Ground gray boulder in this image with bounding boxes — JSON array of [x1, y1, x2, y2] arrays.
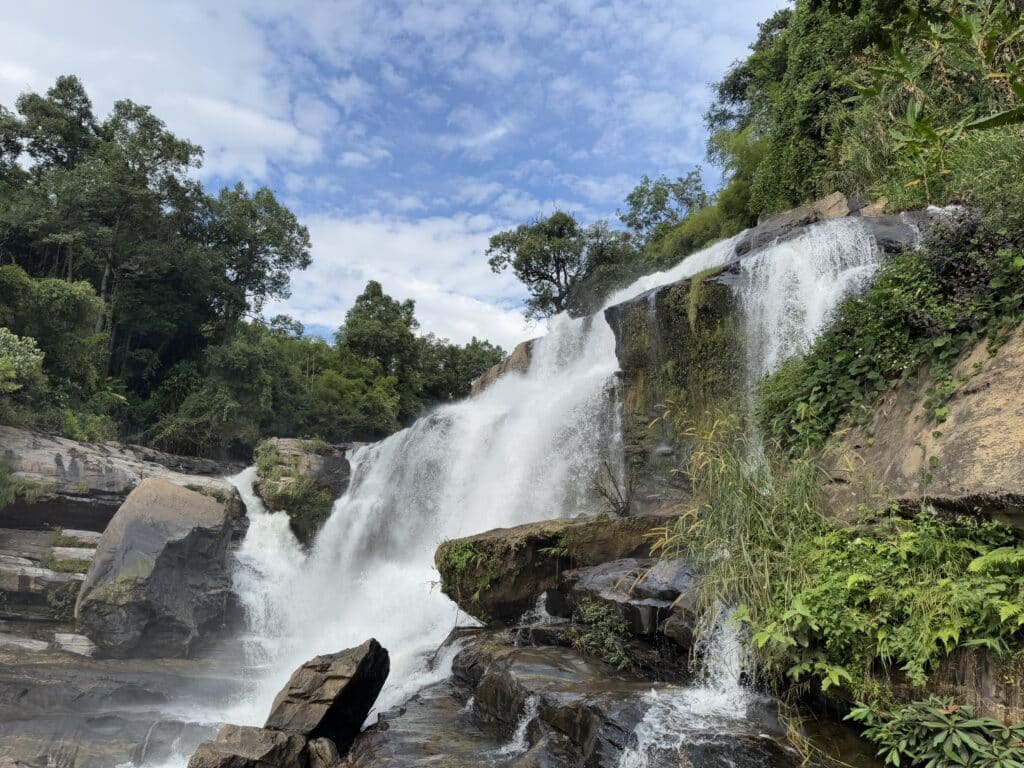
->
[[76, 478, 235, 658], [266, 638, 390, 753], [187, 725, 308, 768]]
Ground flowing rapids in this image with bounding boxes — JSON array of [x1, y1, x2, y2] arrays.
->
[[162, 216, 889, 765]]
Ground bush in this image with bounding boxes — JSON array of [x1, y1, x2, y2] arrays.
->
[[849, 696, 1024, 768]]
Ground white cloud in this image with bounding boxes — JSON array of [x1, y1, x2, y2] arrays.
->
[[328, 73, 374, 111], [270, 212, 538, 349]]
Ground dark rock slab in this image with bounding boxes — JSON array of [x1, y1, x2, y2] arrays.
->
[[265, 638, 390, 753]]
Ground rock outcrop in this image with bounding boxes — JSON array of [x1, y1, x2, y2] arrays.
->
[[0, 425, 237, 531], [265, 639, 390, 751], [470, 339, 535, 396], [549, 557, 698, 644], [76, 478, 237, 658], [188, 639, 389, 768], [254, 438, 351, 546], [825, 324, 1024, 532], [435, 510, 680, 624]]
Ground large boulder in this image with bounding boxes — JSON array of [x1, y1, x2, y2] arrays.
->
[[825, 324, 1024, 532], [187, 725, 308, 768], [265, 638, 390, 752], [435, 511, 680, 625], [0, 425, 237, 531], [254, 438, 351, 546], [470, 339, 535, 396], [75, 478, 236, 658]]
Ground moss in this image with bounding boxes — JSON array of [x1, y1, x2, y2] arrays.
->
[[46, 581, 79, 622], [42, 553, 91, 574], [436, 539, 502, 605], [568, 598, 634, 670], [254, 440, 335, 545], [50, 527, 98, 549]]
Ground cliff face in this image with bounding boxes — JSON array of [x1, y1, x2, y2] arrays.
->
[[825, 323, 1024, 533]]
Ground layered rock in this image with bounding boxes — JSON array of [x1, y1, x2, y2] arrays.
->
[[825, 323, 1024, 532], [75, 478, 237, 658], [435, 510, 680, 624], [0, 425, 237, 531], [254, 437, 351, 546], [550, 557, 698, 646]]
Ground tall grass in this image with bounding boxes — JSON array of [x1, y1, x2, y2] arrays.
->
[[651, 410, 827, 638]]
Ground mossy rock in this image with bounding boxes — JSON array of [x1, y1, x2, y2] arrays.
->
[[253, 438, 351, 546], [435, 511, 680, 625]]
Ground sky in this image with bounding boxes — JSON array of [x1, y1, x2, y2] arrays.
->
[[0, 0, 786, 350]]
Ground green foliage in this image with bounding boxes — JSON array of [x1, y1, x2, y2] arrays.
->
[[1, 77, 503, 457], [747, 512, 1024, 695], [0, 327, 43, 394], [848, 696, 1024, 768], [487, 211, 640, 318], [619, 171, 708, 243], [437, 539, 501, 606], [46, 581, 80, 623], [42, 552, 91, 574], [569, 598, 634, 670], [51, 527, 97, 549], [757, 215, 1024, 453], [652, 411, 827, 635], [0, 460, 44, 510]]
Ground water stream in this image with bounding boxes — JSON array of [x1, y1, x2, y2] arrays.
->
[[159, 217, 891, 765]]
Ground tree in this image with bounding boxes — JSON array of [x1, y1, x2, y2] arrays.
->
[[0, 328, 43, 395], [619, 172, 708, 243], [14, 75, 98, 169], [488, 212, 642, 318], [207, 183, 312, 320], [487, 211, 590, 318]]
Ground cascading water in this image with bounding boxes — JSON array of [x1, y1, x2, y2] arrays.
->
[[206, 214, 889, 764]]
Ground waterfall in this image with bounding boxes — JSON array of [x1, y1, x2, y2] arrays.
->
[[217, 215, 888, 748]]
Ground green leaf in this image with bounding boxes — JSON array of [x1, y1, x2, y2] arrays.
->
[[965, 106, 1024, 131]]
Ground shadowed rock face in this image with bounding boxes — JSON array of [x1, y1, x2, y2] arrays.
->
[[266, 639, 390, 752], [76, 478, 236, 659]]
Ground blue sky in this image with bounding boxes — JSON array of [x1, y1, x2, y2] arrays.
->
[[1, 0, 786, 349]]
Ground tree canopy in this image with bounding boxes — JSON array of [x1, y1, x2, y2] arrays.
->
[[0, 76, 504, 457]]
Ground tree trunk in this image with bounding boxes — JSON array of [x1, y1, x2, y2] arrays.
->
[[95, 255, 112, 333]]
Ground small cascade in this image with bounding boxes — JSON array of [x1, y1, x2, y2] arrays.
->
[[494, 695, 540, 758], [617, 609, 759, 768], [737, 217, 880, 384]]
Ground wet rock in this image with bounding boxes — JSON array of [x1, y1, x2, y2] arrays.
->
[[453, 639, 665, 767], [552, 558, 698, 644], [254, 437, 351, 546], [341, 680, 506, 767], [265, 638, 390, 753], [435, 512, 679, 625], [187, 724, 308, 768], [740, 192, 851, 255], [471, 339, 536, 396], [559, 559, 671, 636], [76, 478, 235, 658], [0, 425, 238, 531]]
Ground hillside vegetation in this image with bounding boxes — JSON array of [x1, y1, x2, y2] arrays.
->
[[0, 78, 502, 457]]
